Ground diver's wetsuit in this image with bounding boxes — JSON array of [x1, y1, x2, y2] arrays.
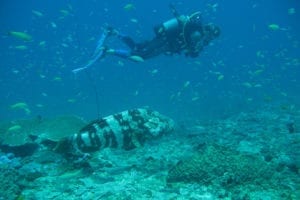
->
[[107, 10, 220, 61], [114, 35, 169, 59]]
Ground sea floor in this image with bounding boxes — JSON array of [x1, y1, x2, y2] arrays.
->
[[1, 105, 299, 200]]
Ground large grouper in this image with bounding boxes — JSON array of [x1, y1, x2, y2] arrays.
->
[[54, 108, 175, 156]]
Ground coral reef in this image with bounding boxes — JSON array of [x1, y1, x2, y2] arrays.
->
[[0, 155, 22, 200], [0, 106, 299, 199], [167, 144, 273, 185]]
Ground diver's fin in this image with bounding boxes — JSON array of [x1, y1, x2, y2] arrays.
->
[[72, 27, 110, 74]]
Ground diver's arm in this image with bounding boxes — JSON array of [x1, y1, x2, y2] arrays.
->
[[106, 49, 131, 58], [169, 3, 188, 24]]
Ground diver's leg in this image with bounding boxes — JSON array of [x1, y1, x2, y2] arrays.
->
[[118, 34, 136, 49], [106, 26, 136, 49], [105, 48, 143, 62], [103, 47, 144, 62]]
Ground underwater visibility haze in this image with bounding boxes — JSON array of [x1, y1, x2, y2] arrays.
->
[[0, 0, 298, 121], [0, 0, 300, 199]]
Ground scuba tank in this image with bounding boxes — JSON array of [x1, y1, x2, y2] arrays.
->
[[153, 5, 205, 56], [154, 4, 188, 37], [154, 17, 183, 37], [161, 18, 179, 35], [154, 5, 202, 41]]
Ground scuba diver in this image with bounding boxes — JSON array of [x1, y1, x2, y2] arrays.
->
[[103, 5, 220, 62], [72, 5, 220, 73]]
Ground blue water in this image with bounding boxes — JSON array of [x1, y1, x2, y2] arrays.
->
[[1, 0, 299, 121]]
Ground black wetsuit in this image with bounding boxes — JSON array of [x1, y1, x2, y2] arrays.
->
[[111, 14, 220, 60]]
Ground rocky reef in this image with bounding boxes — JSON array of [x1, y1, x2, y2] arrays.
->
[[0, 106, 299, 199]]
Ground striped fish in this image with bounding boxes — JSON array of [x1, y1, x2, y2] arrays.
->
[[54, 108, 174, 155]]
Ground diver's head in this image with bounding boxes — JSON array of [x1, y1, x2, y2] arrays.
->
[[200, 24, 220, 46], [204, 23, 221, 39]]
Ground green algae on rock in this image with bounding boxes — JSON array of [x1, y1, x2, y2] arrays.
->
[[0, 115, 86, 146]]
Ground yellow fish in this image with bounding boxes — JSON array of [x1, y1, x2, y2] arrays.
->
[[10, 102, 31, 115], [36, 104, 44, 108], [53, 76, 62, 81], [67, 99, 76, 103], [254, 69, 264, 75], [39, 41, 46, 46], [268, 24, 288, 31], [60, 9, 69, 15], [150, 69, 158, 75], [124, 3, 135, 11], [192, 96, 200, 101], [130, 18, 138, 23], [129, 55, 144, 62], [268, 24, 280, 31], [183, 81, 190, 88], [288, 8, 295, 15], [7, 125, 22, 132], [217, 74, 224, 80], [32, 10, 43, 17], [242, 82, 252, 88], [10, 102, 28, 109], [8, 31, 32, 41], [15, 45, 28, 50]]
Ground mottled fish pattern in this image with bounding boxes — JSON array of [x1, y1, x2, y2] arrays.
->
[[55, 108, 174, 155]]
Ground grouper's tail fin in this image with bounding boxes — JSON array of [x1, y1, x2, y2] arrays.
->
[[53, 137, 73, 154]]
